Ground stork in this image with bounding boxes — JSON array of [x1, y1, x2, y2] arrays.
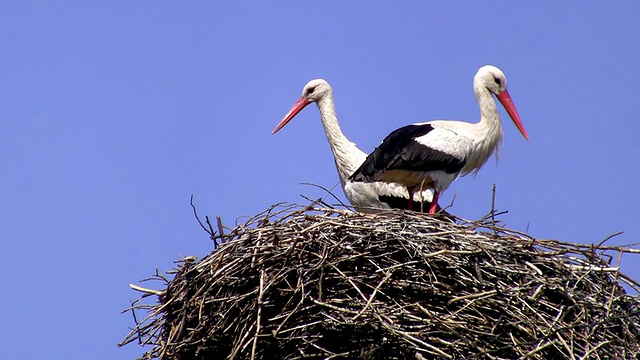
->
[[349, 65, 529, 214], [272, 79, 438, 213]]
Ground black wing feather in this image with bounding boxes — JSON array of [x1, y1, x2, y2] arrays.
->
[[350, 124, 466, 182]]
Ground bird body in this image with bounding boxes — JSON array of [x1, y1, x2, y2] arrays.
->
[[273, 79, 436, 213], [351, 123, 468, 192], [349, 65, 529, 214]]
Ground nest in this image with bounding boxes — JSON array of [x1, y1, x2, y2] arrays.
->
[[121, 203, 640, 359]]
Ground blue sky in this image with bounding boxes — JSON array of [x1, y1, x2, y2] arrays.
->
[[2, 2, 639, 359]]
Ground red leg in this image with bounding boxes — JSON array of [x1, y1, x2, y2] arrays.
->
[[407, 194, 414, 210], [428, 191, 439, 214]]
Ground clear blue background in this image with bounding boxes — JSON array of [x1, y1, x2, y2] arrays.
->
[[2, 2, 638, 359]]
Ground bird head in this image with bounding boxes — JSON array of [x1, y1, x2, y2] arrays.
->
[[477, 65, 529, 141], [477, 65, 508, 95], [301, 79, 332, 103], [272, 79, 333, 135]]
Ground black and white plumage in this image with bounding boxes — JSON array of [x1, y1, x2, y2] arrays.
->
[[349, 65, 529, 214], [272, 79, 439, 213]]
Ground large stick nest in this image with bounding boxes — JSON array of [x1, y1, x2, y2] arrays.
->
[[121, 204, 640, 359]]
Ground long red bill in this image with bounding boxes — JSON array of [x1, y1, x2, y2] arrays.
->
[[272, 97, 311, 135], [497, 90, 529, 141]]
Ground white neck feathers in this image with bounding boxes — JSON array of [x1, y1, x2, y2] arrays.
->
[[463, 80, 505, 174], [316, 94, 365, 185]]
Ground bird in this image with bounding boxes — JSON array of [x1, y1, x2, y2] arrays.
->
[[349, 65, 529, 214], [272, 79, 439, 214]]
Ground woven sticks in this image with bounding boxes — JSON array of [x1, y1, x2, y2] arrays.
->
[[121, 204, 640, 359]]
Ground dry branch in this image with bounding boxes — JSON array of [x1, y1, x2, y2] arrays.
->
[[121, 204, 640, 359]]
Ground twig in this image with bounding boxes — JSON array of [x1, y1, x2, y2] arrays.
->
[[216, 215, 224, 242], [353, 271, 394, 320], [490, 183, 497, 234], [299, 182, 350, 210], [595, 231, 625, 248], [121, 201, 640, 359], [190, 194, 213, 236], [250, 270, 265, 360], [449, 289, 497, 304], [579, 340, 611, 360], [129, 283, 165, 296], [128, 299, 143, 345]]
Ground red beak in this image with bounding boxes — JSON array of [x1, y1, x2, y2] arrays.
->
[[272, 97, 312, 135], [497, 90, 529, 141]]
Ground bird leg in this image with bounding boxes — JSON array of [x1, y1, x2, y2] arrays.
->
[[406, 185, 416, 211], [418, 178, 427, 213], [428, 191, 439, 214]]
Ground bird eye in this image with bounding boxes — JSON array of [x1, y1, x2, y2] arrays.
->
[[493, 76, 502, 86], [306, 86, 317, 96]]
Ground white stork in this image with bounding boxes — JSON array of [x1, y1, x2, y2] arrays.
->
[[349, 65, 529, 214], [272, 79, 438, 213]]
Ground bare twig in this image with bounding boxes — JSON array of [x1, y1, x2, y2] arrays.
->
[[190, 194, 213, 236], [129, 284, 165, 296], [122, 202, 640, 360], [250, 270, 265, 360], [299, 182, 350, 210], [216, 215, 224, 240]]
